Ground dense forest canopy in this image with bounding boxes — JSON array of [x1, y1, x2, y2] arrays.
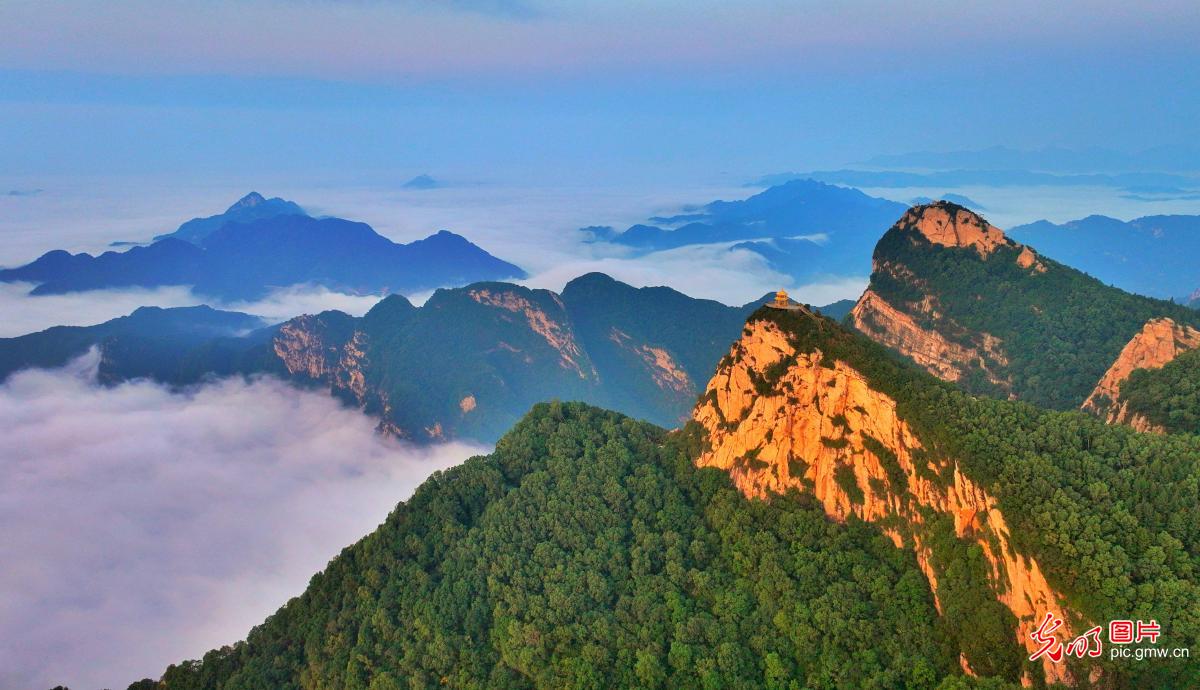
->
[[148, 403, 1023, 690]]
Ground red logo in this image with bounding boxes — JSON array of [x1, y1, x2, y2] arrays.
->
[[1030, 614, 1164, 663]]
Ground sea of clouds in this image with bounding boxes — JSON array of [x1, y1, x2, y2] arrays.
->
[[0, 350, 485, 689]]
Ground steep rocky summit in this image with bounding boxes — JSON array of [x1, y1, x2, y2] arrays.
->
[[849, 201, 1200, 410], [694, 308, 1078, 684], [1082, 317, 1200, 431], [849, 203, 1039, 392]]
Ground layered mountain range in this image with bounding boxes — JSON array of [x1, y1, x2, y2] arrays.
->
[[584, 179, 908, 283], [16, 198, 1199, 688], [139, 297, 1200, 689], [1009, 213, 1200, 300], [1, 274, 776, 442], [0, 193, 525, 300]]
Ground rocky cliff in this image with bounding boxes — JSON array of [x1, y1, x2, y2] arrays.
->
[[694, 313, 1077, 684], [1082, 317, 1200, 432], [850, 289, 1009, 388]]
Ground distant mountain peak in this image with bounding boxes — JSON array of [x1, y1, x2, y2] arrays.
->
[[402, 174, 439, 190], [228, 191, 268, 211]]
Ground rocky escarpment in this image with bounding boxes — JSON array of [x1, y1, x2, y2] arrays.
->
[[272, 311, 400, 432], [1082, 317, 1200, 432], [850, 289, 1009, 388], [694, 317, 1076, 685]]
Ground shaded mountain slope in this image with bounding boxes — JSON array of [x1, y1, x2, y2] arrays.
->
[[263, 273, 751, 441]]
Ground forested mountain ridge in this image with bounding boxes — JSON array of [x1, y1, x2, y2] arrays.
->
[[0, 273, 758, 442], [849, 202, 1200, 410], [261, 273, 755, 441], [140, 306, 1200, 689], [695, 305, 1200, 686]]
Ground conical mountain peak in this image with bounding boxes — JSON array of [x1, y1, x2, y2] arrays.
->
[[227, 191, 267, 212]]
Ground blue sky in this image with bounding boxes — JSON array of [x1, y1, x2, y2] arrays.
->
[[2, 0, 1198, 182]]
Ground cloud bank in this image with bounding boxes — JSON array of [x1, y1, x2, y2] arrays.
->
[[0, 281, 387, 337], [0, 350, 484, 689]]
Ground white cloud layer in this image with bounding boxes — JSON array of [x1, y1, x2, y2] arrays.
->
[[0, 350, 485, 690], [0, 281, 387, 337]]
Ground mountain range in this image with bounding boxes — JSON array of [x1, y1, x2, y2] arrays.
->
[[751, 169, 1200, 192], [1008, 213, 1200, 300], [18, 200, 1200, 689], [139, 291, 1200, 689], [584, 179, 908, 284], [0, 277, 849, 444], [0, 193, 525, 300], [861, 144, 1200, 173]]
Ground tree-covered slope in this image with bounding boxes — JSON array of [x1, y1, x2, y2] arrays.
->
[[151, 402, 993, 690], [717, 306, 1200, 686], [1118, 347, 1200, 434], [850, 202, 1200, 410]]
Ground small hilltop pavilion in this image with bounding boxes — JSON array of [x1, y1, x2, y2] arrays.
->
[[766, 289, 806, 311]]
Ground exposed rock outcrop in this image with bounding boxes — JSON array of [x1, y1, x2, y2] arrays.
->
[[693, 318, 1074, 684], [897, 202, 1045, 272], [850, 289, 1009, 387], [468, 287, 594, 379], [608, 327, 691, 395], [1082, 317, 1200, 431]]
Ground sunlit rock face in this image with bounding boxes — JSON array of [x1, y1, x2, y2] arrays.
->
[[1083, 317, 1200, 432], [693, 318, 1073, 684]]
